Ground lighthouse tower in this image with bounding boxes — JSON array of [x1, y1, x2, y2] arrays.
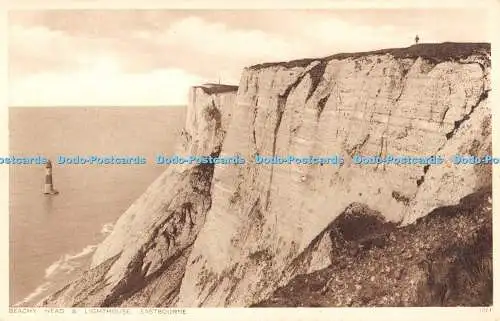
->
[[43, 159, 59, 195]]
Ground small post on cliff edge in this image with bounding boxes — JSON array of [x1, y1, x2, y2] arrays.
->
[[43, 159, 59, 195]]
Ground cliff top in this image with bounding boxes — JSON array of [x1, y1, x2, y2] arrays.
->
[[248, 42, 491, 71], [194, 83, 239, 95]]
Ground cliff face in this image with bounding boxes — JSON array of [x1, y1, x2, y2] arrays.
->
[[39, 85, 237, 307], [39, 43, 491, 307], [177, 43, 491, 306]]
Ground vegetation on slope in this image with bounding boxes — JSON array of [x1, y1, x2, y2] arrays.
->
[[254, 188, 492, 307]]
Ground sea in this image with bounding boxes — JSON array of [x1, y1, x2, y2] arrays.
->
[[9, 106, 186, 306]]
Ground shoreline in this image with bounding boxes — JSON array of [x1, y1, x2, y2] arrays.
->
[[13, 221, 115, 307]]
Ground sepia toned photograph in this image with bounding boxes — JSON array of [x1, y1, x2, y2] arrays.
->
[[8, 8, 492, 309]]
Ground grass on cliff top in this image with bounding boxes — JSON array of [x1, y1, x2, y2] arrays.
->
[[248, 42, 491, 70], [194, 83, 239, 95]]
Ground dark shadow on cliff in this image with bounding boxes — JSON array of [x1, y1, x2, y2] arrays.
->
[[253, 187, 492, 307], [101, 163, 217, 307]]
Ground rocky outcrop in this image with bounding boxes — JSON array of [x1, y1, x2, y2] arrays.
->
[[39, 84, 238, 307], [39, 43, 491, 307], [177, 43, 491, 307]]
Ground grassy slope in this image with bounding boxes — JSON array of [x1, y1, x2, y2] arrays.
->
[[253, 188, 492, 307]]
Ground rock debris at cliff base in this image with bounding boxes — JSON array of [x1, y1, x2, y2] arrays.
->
[[253, 188, 492, 307], [35, 43, 492, 308]]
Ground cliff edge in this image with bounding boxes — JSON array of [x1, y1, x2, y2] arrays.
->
[[39, 84, 238, 307], [38, 43, 491, 307]]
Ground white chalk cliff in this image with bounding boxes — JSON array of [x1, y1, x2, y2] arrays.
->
[[39, 43, 492, 307]]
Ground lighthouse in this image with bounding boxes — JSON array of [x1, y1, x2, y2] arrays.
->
[[43, 159, 59, 195]]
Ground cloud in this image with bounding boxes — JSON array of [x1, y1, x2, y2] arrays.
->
[[297, 17, 407, 54], [130, 16, 303, 69], [142, 15, 412, 68], [8, 10, 491, 106], [9, 16, 303, 106], [8, 23, 206, 106], [9, 68, 204, 106], [9, 24, 120, 77], [162, 17, 297, 60]]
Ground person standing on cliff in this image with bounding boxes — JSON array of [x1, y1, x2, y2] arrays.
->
[[415, 34, 420, 45]]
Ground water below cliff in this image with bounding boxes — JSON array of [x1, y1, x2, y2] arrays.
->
[[9, 106, 186, 305]]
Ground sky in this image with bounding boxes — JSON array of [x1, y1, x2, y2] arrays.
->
[[8, 9, 492, 106]]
